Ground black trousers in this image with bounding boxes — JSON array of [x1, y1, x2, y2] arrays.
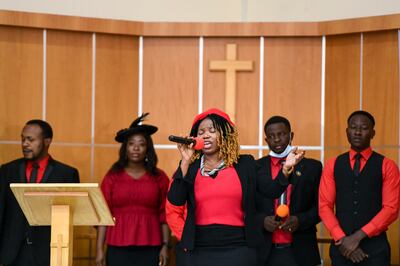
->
[[106, 245, 161, 266], [6, 241, 49, 266], [181, 245, 257, 266], [266, 246, 299, 266]]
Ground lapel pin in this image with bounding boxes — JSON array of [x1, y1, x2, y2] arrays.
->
[[295, 170, 302, 177]]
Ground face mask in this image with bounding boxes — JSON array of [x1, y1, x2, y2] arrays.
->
[[268, 134, 292, 158], [269, 144, 293, 158]]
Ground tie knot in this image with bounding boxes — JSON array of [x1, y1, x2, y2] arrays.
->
[[32, 162, 39, 169], [355, 153, 362, 160]]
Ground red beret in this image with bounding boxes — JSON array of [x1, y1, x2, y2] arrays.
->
[[192, 108, 234, 127]]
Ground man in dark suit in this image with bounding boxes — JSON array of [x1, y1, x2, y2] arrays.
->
[[0, 119, 80, 266], [256, 116, 322, 266]]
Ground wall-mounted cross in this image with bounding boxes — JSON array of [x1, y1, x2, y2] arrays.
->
[[209, 44, 253, 122]]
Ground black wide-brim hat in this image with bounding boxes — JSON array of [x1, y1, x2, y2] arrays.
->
[[115, 113, 158, 143]]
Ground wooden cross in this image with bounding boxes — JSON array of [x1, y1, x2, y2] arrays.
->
[[209, 44, 253, 122], [50, 234, 68, 266]]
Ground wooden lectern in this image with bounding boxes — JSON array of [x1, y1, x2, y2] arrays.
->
[[10, 183, 114, 266]]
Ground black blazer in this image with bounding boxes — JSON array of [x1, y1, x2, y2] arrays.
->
[[167, 154, 289, 251], [0, 158, 80, 265], [256, 156, 322, 266]]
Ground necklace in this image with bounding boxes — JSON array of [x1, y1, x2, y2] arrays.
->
[[200, 155, 225, 177]]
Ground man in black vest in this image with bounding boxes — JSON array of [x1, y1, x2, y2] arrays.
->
[[0, 120, 80, 266], [256, 116, 322, 266], [319, 110, 399, 265]]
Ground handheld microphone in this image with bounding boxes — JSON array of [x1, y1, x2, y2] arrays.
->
[[275, 204, 289, 221], [168, 135, 204, 150]]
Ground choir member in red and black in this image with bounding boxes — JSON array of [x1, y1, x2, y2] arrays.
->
[[96, 113, 170, 266], [167, 108, 304, 266], [319, 110, 400, 266], [256, 116, 322, 266]]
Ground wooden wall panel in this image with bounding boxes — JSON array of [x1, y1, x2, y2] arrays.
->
[[361, 31, 399, 264], [93, 146, 119, 182], [46, 30, 92, 143], [321, 35, 361, 264], [95, 34, 139, 143], [323, 34, 362, 265], [375, 147, 400, 264], [0, 26, 43, 140], [203, 38, 260, 145], [264, 37, 322, 147], [50, 146, 91, 182], [156, 149, 182, 178], [73, 226, 96, 266], [5, 10, 400, 37], [0, 144, 21, 164], [1, 21, 399, 265], [363, 30, 399, 148], [302, 150, 321, 161], [142, 38, 199, 144], [243, 150, 260, 159], [325, 34, 361, 155]]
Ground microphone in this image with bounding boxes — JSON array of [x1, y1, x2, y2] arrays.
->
[[275, 204, 289, 221], [168, 135, 204, 150]]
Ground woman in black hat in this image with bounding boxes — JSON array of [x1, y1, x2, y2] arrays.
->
[[167, 108, 304, 266], [96, 114, 170, 266]]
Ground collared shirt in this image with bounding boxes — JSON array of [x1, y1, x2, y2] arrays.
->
[[25, 155, 50, 183], [270, 156, 293, 244], [319, 147, 400, 241]]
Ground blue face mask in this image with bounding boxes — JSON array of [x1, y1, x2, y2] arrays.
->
[[268, 134, 292, 158], [269, 144, 292, 158]]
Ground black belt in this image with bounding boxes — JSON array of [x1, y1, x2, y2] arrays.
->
[[273, 243, 291, 249]]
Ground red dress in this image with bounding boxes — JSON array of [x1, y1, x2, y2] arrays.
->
[[101, 169, 169, 246]]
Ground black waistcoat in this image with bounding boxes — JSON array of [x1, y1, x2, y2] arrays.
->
[[333, 151, 384, 235]]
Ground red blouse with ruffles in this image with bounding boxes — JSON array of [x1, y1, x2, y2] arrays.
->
[[101, 169, 169, 246]]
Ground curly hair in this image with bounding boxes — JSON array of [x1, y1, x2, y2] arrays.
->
[[190, 114, 240, 166]]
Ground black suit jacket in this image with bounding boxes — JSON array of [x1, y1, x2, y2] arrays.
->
[[168, 154, 289, 251], [0, 158, 80, 265], [256, 156, 322, 266]]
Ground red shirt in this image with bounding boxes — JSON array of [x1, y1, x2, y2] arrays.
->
[[101, 169, 169, 246], [166, 180, 187, 241], [194, 167, 244, 226], [319, 147, 400, 241], [270, 156, 293, 244], [25, 156, 50, 183]]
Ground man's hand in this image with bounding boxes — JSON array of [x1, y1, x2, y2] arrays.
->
[[337, 230, 367, 258], [348, 247, 369, 263], [282, 147, 305, 177], [264, 216, 280, 232], [279, 215, 299, 233]]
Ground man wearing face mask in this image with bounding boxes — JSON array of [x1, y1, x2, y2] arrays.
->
[[0, 120, 80, 266], [256, 116, 322, 266]]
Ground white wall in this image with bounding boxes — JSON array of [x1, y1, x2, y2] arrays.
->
[[1, 0, 400, 22]]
